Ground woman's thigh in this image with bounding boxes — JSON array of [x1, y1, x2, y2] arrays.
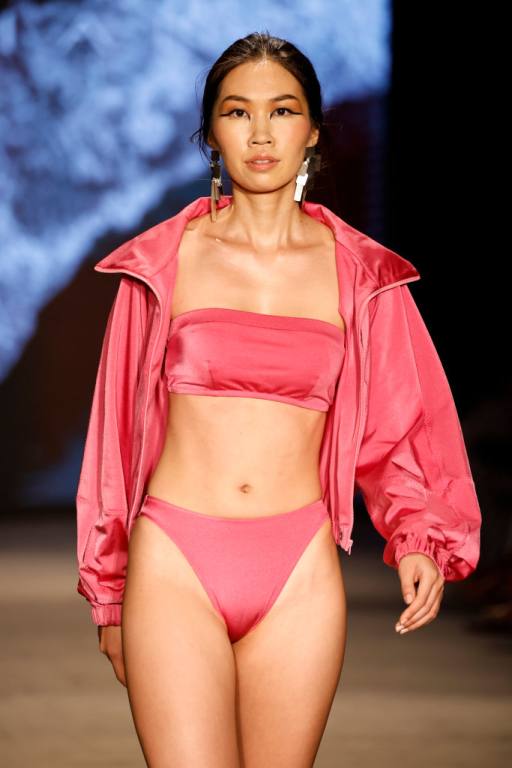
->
[[232, 518, 347, 768], [122, 514, 241, 768]]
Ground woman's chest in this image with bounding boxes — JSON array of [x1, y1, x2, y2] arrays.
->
[[170, 228, 345, 333]]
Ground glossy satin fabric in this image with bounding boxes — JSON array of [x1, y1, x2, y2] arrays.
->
[[139, 493, 330, 643], [76, 194, 482, 627], [164, 307, 345, 412]]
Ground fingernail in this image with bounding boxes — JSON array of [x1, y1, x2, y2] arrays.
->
[[405, 593, 413, 604], [395, 623, 404, 632], [399, 628, 409, 634]]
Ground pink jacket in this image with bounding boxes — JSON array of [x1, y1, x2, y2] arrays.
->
[[76, 195, 482, 626]]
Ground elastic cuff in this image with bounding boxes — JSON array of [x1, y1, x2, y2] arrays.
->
[[389, 532, 449, 580], [91, 603, 122, 626]]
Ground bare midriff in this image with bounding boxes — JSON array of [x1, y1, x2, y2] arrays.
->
[[146, 393, 328, 518]]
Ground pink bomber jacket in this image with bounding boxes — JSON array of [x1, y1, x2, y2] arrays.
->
[[76, 194, 482, 626]]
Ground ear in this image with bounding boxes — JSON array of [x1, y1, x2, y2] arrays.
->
[[307, 125, 320, 147], [206, 130, 220, 153]]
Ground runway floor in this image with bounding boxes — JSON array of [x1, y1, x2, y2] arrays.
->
[[1, 513, 510, 767]]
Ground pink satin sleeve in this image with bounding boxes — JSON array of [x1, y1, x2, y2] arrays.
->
[[75, 276, 148, 626], [354, 284, 481, 581]]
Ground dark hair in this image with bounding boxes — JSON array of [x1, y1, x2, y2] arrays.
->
[[190, 30, 326, 180]]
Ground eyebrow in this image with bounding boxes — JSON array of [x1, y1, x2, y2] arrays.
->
[[220, 94, 301, 105]]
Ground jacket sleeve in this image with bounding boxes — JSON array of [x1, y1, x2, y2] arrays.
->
[[354, 283, 481, 581], [76, 275, 148, 626]]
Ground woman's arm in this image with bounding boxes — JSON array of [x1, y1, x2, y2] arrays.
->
[[354, 282, 481, 582]]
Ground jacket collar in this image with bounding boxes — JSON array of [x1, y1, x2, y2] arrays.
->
[[94, 194, 420, 291]]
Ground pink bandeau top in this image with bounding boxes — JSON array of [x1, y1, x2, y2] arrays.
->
[[164, 307, 345, 412]]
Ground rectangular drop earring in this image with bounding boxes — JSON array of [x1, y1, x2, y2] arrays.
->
[[294, 155, 311, 204], [294, 147, 321, 206], [210, 150, 223, 222]]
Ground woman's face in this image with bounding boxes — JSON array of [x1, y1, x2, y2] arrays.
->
[[208, 58, 319, 194]]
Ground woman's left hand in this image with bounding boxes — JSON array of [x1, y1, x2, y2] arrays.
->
[[395, 553, 445, 634]]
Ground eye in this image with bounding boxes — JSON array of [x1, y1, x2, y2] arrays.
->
[[221, 107, 297, 118], [224, 108, 247, 118]]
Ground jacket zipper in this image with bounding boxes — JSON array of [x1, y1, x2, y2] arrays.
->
[[341, 274, 421, 552]]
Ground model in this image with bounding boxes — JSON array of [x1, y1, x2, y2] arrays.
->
[[75, 32, 482, 768]]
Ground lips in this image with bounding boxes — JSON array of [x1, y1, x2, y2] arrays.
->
[[245, 156, 280, 171], [246, 156, 279, 164]]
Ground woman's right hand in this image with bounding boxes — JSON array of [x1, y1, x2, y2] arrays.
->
[[98, 625, 127, 687]]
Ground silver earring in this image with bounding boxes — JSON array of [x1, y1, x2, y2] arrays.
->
[[294, 146, 320, 206], [210, 149, 223, 222]]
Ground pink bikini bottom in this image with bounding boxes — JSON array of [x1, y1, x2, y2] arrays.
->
[[138, 493, 331, 644]]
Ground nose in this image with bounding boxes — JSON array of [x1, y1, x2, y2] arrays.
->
[[249, 114, 274, 145]]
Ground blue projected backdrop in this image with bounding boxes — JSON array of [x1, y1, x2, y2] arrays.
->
[[0, 0, 391, 382]]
